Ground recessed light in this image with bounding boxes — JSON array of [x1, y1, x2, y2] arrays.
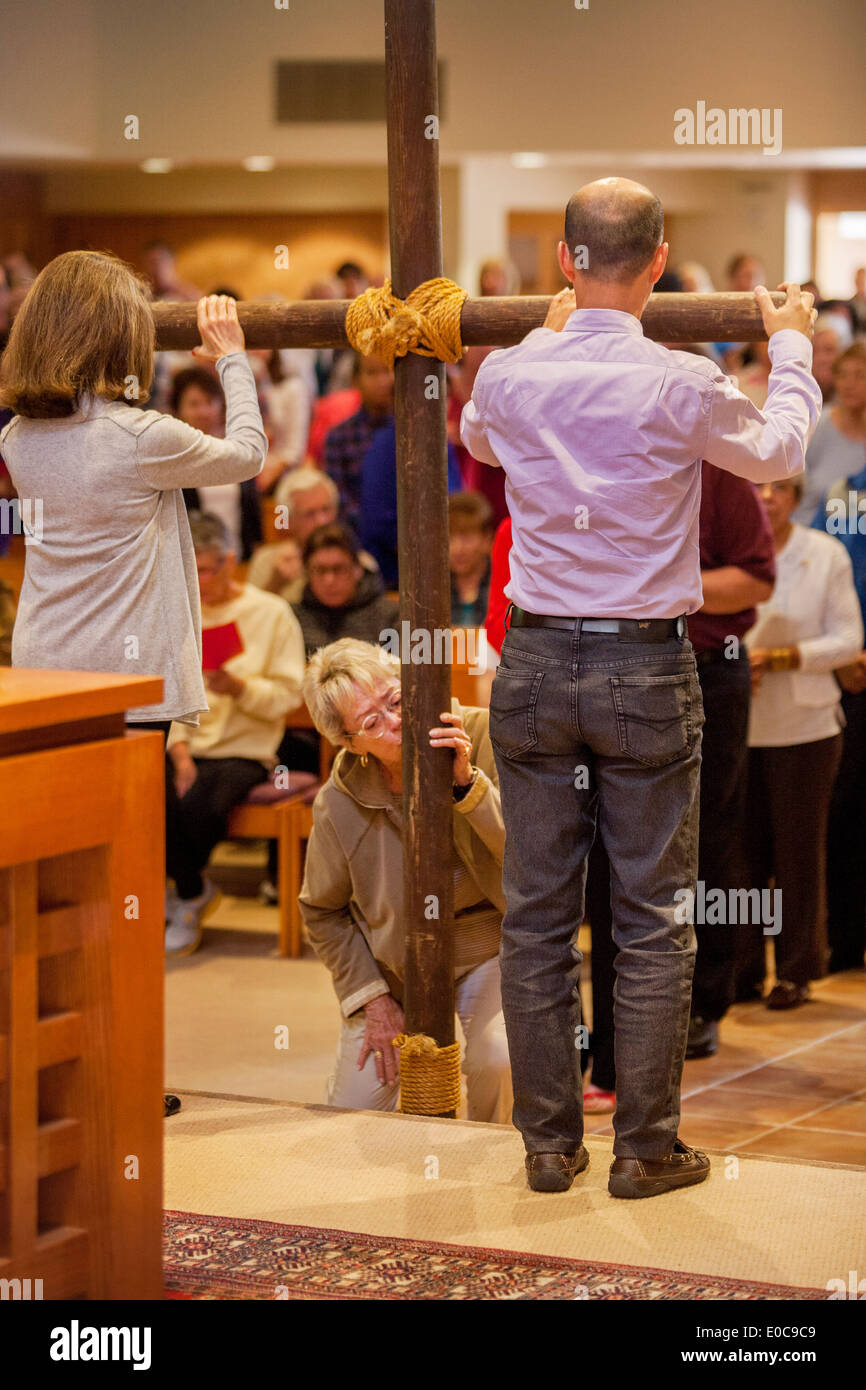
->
[[139, 158, 174, 174], [511, 152, 548, 169], [243, 156, 275, 172]]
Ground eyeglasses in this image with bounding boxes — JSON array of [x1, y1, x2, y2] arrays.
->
[[343, 688, 402, 740], [308, 561, 356, 579], [196, 557, 227, 577]]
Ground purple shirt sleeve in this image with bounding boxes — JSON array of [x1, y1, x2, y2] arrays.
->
[[703, 330, 822, 484]]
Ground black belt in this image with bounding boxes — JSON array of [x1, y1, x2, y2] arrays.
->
[[507, 605, 687, 643]]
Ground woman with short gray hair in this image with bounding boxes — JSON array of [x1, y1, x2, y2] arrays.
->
[[299, 638, 512, 1123]]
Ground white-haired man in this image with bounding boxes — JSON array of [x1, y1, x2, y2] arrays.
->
[[248, 466, 382, 603]]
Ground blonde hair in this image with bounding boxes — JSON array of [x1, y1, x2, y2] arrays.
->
[[0, 249, 154, 418], [303, 638, 400, 745]]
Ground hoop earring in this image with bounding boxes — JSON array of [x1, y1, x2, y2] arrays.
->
[[360, 753, 369, 768]]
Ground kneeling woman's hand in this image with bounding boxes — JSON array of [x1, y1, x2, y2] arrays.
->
[[359, 994, 405, 1088], [429, 710, 473, 787]]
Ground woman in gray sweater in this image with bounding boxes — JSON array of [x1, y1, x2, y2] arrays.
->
[[0, 250, 267, 727]]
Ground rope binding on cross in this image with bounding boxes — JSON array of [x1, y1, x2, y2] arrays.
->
[[392, 1032, 462, 1114], [345, 277, 468, 369]]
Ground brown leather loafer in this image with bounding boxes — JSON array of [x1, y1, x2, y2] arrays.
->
[[608, 1139, 710, 1199], [766, 980, 809, 1010], [526, 1146, 589, 1193]]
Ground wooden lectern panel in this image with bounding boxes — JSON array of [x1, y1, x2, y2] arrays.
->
[[0, 674, 164, 1301]]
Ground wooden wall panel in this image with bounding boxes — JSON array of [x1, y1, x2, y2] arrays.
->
[[0, 727, 164, 1300], [50, 210, 389, 300]]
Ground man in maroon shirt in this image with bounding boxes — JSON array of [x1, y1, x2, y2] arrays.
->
[[685, 462, 776, 1057]]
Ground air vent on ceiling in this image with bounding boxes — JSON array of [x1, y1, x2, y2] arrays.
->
[[275, 61, 447, 123]]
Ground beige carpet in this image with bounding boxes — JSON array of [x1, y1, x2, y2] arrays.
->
[[164, 1090, 862, 1293]]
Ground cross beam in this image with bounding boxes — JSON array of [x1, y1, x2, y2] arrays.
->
[[152, 290, 785, 351]]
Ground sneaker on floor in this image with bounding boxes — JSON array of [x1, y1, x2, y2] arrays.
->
[[257, 878, 279, 907], [165, 881, 181, 925], [165, 880, 221, 957]]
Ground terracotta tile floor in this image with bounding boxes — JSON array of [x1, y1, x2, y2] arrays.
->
[[584, 978, 866, 1164]]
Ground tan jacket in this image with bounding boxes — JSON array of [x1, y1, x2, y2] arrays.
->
[[298, 702, 505, 1017]]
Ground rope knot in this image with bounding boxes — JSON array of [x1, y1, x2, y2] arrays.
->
[[345, 277, 468, 369]]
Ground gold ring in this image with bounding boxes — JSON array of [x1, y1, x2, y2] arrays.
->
[[374, 1050, 383, 1058]]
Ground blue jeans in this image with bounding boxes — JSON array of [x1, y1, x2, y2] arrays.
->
[[489, 622, 703, 1159]]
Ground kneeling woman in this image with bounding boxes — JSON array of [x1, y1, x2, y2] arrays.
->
[[299, 638, 511, 1122]]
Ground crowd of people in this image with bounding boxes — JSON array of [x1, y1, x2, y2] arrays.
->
[[0, 229, 865, 1159]]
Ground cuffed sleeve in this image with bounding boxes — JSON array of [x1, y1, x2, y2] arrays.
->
[[136, 352, 267, 490], [459, 397, 503, 467], [703, 331, 822, 485], [452, 765, 506, 861]]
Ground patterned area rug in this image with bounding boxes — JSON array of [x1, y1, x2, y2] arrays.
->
[[163, 1210, 826, 1300]]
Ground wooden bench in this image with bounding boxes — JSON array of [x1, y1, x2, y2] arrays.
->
[[226, 776, 320, 958]]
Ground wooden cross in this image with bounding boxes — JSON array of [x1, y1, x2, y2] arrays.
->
[[152, 0, 781, 1115]]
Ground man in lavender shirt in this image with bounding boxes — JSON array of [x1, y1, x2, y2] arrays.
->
[[460, 177, 820, 1200]]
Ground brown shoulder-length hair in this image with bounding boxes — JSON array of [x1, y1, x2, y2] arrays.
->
[[0, 249, 155, 418]]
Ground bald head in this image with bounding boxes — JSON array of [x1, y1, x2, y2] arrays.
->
[[564, 178, 664, 284]]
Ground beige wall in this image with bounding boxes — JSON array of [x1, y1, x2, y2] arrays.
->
[[458, 160, 798, 293], [2, 0, 864, 165]]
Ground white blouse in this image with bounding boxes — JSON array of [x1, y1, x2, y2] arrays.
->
[[746, 524, 863, 748]]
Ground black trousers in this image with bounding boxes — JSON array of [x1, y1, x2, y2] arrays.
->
[[738, 734, 843, 989], [690, 651, 752, 1021], [826, 690, 866, 970], [165, 756, 267, 900]]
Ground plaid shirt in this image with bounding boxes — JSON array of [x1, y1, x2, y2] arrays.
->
[[323, 408, 392, 532]]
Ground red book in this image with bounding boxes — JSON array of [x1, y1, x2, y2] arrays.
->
[[201, 621, 244, 672]]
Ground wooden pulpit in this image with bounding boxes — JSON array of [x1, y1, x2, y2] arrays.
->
[[0, 670, 165, 1300]]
